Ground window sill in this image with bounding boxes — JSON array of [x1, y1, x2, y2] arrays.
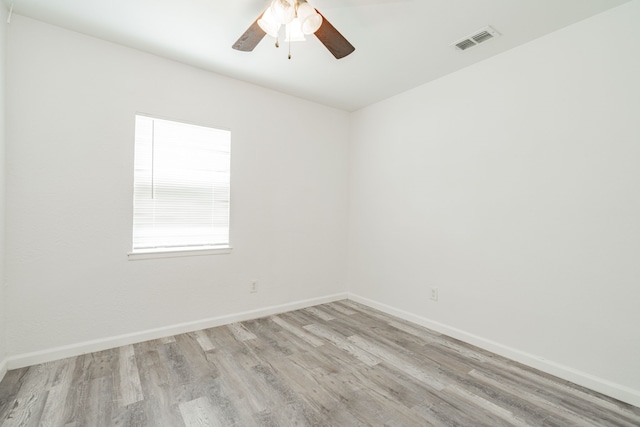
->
[[128, 246, 232, 260]]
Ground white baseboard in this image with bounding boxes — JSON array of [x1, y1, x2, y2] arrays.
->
[[348, 293, 640, 409], [5, 292, 347, 371]]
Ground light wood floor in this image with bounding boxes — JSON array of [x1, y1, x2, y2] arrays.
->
[[1, 300, 639, 426]]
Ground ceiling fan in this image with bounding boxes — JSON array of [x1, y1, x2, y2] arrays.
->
[[232, 0, 355, 59]]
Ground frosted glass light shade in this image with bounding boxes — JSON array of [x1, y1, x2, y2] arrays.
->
[[258, 7, 281, 38], [285, 18, 306, 42], [270, 0, 296, 25], [297, 2, 322, 34]]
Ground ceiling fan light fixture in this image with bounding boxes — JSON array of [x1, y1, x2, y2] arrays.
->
[[232, 0, 355, 60], [257, 7, 281, 38], [285, 18, 306, 42], [270, 0, 296, 25], [297, 2, 322, 35]]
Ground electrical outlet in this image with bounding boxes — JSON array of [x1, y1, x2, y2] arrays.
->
[[430, 287, 438, 302], [250, 280, 258, 293]]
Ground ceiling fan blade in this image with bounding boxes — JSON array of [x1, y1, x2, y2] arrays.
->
[[314, 12, 355, 59], [232, 16, 266, 52]]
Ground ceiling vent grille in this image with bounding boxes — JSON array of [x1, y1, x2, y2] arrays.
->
[[452, 26, 500, 52]]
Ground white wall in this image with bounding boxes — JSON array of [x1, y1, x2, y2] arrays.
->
[[5, 15, 349, 361], [348, 1, 640, 407], [0, 3, 7, 377]]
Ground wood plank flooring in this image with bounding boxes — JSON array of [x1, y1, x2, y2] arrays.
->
[[1, 300, 639, 426]]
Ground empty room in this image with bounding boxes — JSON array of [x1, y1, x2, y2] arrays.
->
[[0, 0, 639, 425]]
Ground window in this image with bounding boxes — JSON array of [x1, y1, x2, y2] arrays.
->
[[130, 115, 231, 259]]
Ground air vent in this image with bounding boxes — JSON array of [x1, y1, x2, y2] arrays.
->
[[455, 39, 476, 51], [452, 26, 500, 52]]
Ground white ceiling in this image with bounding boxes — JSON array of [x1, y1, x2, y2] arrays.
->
[[3, 0, 630, 111]]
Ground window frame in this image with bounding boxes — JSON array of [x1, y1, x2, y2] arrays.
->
[[128, 113, 232, 260]]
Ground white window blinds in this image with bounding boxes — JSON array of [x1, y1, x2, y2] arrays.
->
[[132, 115, 231, 252]]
